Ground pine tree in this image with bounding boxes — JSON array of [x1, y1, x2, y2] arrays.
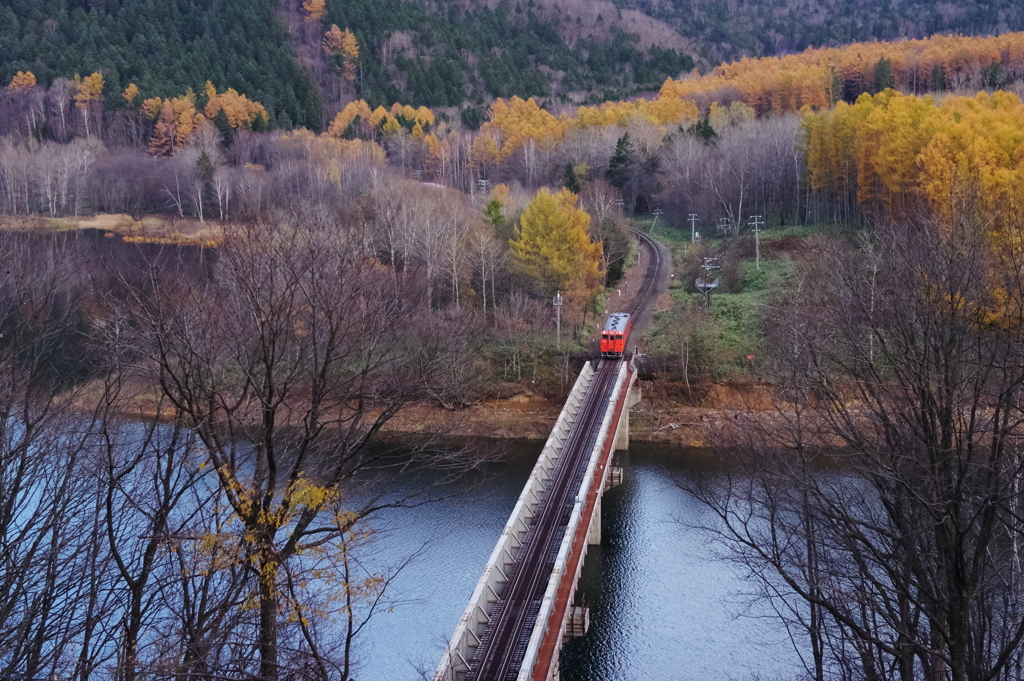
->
[[562, 163, 582, 193], [873, 57, 894, 93], [686, 117, 717, 143], [214, 107, 234, 145], [829, 67, 843, 105], [605, 133, 633, 189], [483, 199, 505, 231]]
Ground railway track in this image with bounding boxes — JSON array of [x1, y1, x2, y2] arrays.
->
[[466, 230, 666, 681], [626, 228, 668, 319]]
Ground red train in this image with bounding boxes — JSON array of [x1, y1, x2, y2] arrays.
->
[[600, 313, 631, 359]]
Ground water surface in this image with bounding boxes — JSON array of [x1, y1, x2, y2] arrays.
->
[[356, 442, 798, 681]]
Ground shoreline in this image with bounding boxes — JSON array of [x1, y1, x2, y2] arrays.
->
[[380, 381, 773, 449]]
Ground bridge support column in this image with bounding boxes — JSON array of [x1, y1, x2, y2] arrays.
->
[[588, 495, 601, 545], [614, 384, 641, 451]]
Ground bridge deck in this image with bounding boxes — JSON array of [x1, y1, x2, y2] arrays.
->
[[436, 231, 666, 681]]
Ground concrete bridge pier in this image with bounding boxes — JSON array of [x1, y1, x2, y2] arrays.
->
[[588, 381, 638, 547], [614, 382, 641, 452]]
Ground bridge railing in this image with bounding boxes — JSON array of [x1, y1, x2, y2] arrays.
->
[[434, 362, 599, 681], [517, 360, 632, 681]]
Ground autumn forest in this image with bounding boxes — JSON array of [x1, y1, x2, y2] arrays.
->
[[5, 1, 1024, 678]]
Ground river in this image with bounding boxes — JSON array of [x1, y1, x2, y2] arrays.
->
[[351, 441, 799, 681]]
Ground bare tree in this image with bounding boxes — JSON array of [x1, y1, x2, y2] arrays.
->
[[0, 233, 109, 679], [688, 214, 1024, 681], [125, 214, 473, 680]]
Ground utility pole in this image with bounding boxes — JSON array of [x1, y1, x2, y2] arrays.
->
[[697, 257, 720, 308], [553, 290, 563, 350], [718, 217, 730, 238], [750, 215, 764, 270], [688, 213, 698, 243], [651, 207, 663, 234]]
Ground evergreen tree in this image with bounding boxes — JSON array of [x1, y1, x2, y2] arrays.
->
[[562, 163, 582, 194], [829, 66, 843, 104], [605, 133, 633, 189], [982, 60, 1005, 89], [874, 56, 894, 93], [213, 107, 233, 145], [483, 199, 505, 231], [687, 117, 717, 143]]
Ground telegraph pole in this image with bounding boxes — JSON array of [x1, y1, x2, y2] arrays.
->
[[688, 213, 698, 243], [750, 214, 764, 270], [698, 257, 719, 308], [553, 290, 563, 350], [651, 207, 663, 234]]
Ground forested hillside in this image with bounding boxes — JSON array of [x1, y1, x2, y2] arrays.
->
[[315, 0, 694, 109], [621, 0, 1024, 61], [0, 0, 322, 128]]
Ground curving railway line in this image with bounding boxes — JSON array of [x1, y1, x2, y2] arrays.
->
[[465, 229, 668, 681]]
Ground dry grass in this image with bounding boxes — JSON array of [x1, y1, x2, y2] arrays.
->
[[27, 213, 224, 246]]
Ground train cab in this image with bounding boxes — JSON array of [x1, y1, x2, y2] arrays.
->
[[600, 313, 631, 359]]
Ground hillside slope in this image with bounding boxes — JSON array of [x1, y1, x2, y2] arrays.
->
[[620, 0, 1024, 61], [313, 0, 695, 110], [0, 0, 321, 127]]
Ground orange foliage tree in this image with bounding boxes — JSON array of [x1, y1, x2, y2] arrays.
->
[[324, 25, 360, 82], [72, 72, 104, 138], [804, 90, 1024, 231], [302, 0, 325, 21], [6, 71, 36, 91], [203, 81, 269, 130]]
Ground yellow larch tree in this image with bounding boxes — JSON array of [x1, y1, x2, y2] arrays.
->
[[327, 100, 373, 137], [340, 28, 359, 82], [72, 72, 104, 138], [302, 0, 325, 21], [122, 83, 140, 106], [509, 187, 604, 297], [203, 81, 269, 129], [7, 71, 36, 91], [323, 25, 359, 82]]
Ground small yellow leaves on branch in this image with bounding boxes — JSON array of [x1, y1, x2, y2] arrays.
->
[[7, 71, 36, 91], [286, 477, 336, 512], [302, 0, 326, 21], [72, 72, 104, 108]]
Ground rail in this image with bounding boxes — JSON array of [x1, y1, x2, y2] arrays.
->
[[437, 229, 667, 681]]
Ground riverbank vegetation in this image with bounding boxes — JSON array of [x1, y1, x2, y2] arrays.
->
[[4, 25, 1024, 681]]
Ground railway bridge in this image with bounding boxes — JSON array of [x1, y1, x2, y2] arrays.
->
[[433, 232, 666, 681]]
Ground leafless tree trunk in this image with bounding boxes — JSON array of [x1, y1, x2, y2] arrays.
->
[[123, 214, 476, 680], [687, 212, 1024, 681]]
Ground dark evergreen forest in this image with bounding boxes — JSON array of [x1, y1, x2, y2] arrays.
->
[[0, 0, 322, 128], [622, 0, 1024, 60], [325, 0, 694, 109]]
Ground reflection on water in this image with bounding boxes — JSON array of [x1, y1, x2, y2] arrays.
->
[[356, 441, 797, 681]]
